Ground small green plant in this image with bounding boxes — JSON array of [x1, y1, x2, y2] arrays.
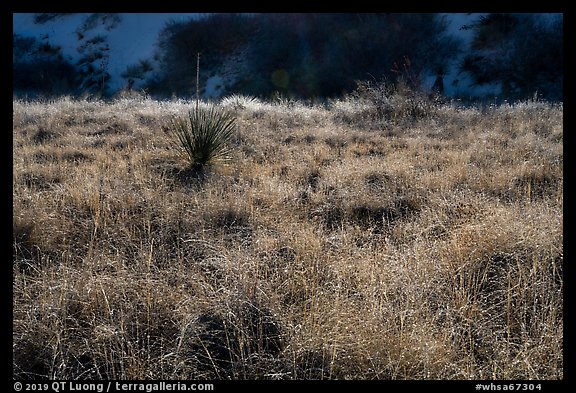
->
[[164, 106, 237, 169]]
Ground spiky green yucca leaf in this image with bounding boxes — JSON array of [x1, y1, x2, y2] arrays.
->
[[165, 106, 237, 168]]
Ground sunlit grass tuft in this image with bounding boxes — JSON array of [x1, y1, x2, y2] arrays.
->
[[164, 105, 237, 169]]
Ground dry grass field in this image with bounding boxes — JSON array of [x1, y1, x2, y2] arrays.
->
[[13, 93, 563, 380]]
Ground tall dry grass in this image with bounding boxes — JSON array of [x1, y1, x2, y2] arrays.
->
[[13, 94, 562, 380]]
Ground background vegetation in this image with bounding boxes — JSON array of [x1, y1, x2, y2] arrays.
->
[[13, 13, 563, 101], [461, 13, 563, 101], [150, 13, 461, 98], [13, 34, 80, 96]]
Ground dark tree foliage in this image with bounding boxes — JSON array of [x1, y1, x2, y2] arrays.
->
[[151, 13, 259, 97], [15, 13, 562, 101], [13, 34, 80, 96], [33, 13, 77, 24], [461, 13, 563, 100], [151, 13, 460, 99], [238, 13, 460, 98], [75, 33, 112, 96]]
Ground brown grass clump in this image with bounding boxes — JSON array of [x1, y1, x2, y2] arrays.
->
[[13, 95, 562, 380]]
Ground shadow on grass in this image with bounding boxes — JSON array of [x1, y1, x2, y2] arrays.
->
[[164, 164, 214, 189]]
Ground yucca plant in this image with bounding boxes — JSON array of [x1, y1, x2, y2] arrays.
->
[[165, 105, 237, 169]]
